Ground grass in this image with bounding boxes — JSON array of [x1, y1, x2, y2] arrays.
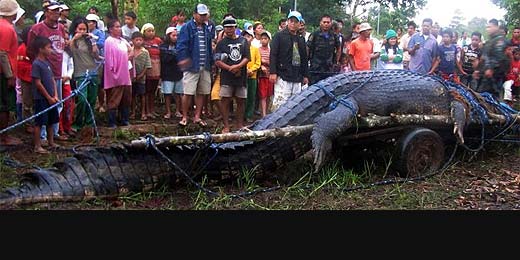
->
[[113, 128, 140, 141]]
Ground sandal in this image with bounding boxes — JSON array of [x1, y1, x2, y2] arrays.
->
[[193, 119, 208, 127], [175, 112, 183, 118], [179, 118, 188, 126], [163, 114, 171, 119], [141, 115, 148, 121]]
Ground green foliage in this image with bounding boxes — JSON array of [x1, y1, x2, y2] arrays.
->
[[281, 0, 347, 33], [365, 0, 427, 37], [492, 0, 520, 26], [228, 0, 287, 33]]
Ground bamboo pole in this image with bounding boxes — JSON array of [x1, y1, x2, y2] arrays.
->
[[129, 113, 520, 149]]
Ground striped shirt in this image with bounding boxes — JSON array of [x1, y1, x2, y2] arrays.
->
[[198, 27, 206, 68]]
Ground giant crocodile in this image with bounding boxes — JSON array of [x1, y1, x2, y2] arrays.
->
[[0, 70, 511, 207]]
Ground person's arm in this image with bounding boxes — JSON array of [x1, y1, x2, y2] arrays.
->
[[231, 39, 250, 73], [408, 36, 420, 56], [348, 54, 356, 71], [456, 48, 466, 75], [300, 37, 309, 85], [248, 47, 261, 76], [429, 54, 440, 74], [269, 33, 279, 83], [176, 24, 191, 68]]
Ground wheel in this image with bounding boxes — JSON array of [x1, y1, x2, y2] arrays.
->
[[394, 127, 445, 178]]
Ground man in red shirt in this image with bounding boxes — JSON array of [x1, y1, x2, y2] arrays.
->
[[0, 0, 22, 147], [348, 23, 376, 71]]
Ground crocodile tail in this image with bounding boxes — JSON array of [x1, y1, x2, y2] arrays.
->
[[0, 147, 177, 207]]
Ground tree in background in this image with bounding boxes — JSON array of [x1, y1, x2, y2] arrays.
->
[[364, 0, 427, 38], [492, 0, 519, 26], [449, 9, 465, 32]]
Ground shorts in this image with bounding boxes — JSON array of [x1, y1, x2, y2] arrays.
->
[[162, 80, 183, 95], [183, 69, 211, 95], [210, 74, 221, 101], [33, 99, 60, 126], [258, 77, 274, 98], [272, 78, 302, 111], [220, 85, 247, 99], [145, 79, 159, 94], [0, 74, 16, 112], [132, 82, 146, 96]]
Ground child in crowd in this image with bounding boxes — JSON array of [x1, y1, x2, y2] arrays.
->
[[460, 32, 482, 87], [379, 29, 403, 70], [503, 47, 520, 106], [59, 47, 74, 137], [160, 27, 183, 119], [340, 54, 351, 72], [130, 31, 151, 121], [257, 31, 273, 118], [31, 36, 60, 154], [210, 39, 222, 120], [242, 29, 261, 123], [17, 26, 33, 133], [141, 23, 162, 119], [122, 11, 139, 41], [431, 28, 462, 83]]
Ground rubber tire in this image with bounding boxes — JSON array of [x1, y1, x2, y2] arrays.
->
[[394, 127, 445, 178]]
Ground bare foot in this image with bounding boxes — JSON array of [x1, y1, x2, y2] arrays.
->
[[0, 136, 22, 146], [221, 128, 230, 134]]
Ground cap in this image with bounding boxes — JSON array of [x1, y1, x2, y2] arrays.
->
[[242, 29, 254, 37], [43, 1, 61, 10], [244, 22, 252, 31], [222, 17, 237, 27], [195, 3, 209, 15], [385, 29, 397, 40], [59, 4, 70, 11], [359, 22, 372, 32], [0, 0, 20, 17], [215, 25, 224, 31], [260, 30, 271, 39], [141, 23, 155, 34], [85, 13, 100, 23], [165, 26, 176, 35], [13, 7, 25, 24], [287, 10, 303, 22]]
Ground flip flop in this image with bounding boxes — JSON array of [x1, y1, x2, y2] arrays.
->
[[193, 119, 207, 127], [175, 112, 183, 118], [179, 118, 188, 126], [163, 114, 171, 119]]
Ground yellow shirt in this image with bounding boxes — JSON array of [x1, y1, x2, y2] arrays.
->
[[247, 46, 261, 79]]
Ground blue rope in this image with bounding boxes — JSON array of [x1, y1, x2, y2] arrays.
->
[[315, 70, 376, 114], [0, 62, 103, 138]]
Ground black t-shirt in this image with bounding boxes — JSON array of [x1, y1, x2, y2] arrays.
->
[[216, 36, 250, 87]]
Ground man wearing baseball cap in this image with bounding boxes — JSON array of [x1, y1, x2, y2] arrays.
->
[[176, 3, 214, 127], [58, 3, 71, 32], [27, 0, 68, 141], [0, 0, 23, 146], [348, 22, 377, 71], [269, 10, 309, 111]]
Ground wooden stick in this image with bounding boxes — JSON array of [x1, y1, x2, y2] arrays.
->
[[129, 113, 520, 148]]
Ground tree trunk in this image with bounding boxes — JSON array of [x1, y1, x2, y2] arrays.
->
[[111, 0, 118, 18]]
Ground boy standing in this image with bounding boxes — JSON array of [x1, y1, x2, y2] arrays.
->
[[460, 32, 482, 87], [122, 11, 139, 41], [31, 36, 59, 154], [130, 31, 151, 121], [431, 29, 462, 82]]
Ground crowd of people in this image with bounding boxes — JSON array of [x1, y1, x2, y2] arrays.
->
[[0, 0, 518, 154]]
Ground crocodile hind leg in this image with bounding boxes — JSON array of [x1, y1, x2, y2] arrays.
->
[[451, 100, 468, 144], [311, 98, 358, 172]]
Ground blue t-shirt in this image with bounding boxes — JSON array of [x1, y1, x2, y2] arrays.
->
[[437, 44, 458, 74], [32, 59, 55, 100]]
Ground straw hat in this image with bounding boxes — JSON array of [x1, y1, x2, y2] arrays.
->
[[0, 0, 20, 17]]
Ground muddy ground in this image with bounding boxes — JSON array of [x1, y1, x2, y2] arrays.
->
[[1, 103, 519, 210]]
